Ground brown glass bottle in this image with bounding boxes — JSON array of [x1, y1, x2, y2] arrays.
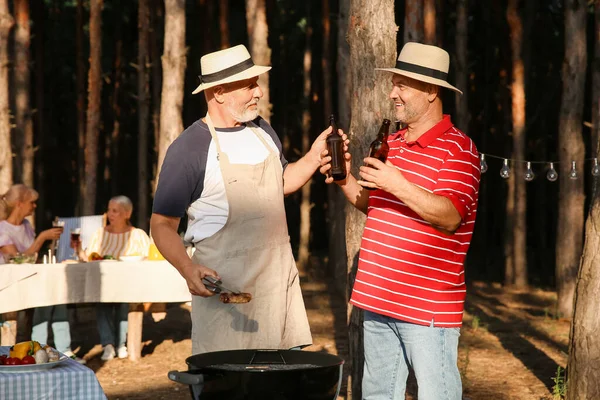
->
[[364, 119, 391, 190], [326, 114, 347, 181], [368, 119, 391, 162]]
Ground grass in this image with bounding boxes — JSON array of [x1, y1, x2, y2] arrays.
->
[[551, 365, 567, 400]]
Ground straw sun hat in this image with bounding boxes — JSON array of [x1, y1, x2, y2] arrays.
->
[[192, 44, 271, 94], [376, 42, 462, 95]]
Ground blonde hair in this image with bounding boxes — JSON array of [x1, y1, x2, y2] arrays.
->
[[0, 184, 39, 221]]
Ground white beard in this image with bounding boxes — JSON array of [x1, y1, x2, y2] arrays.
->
[[226, 99, 260, 123]]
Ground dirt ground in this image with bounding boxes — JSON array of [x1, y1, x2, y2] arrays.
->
[[20, 272, 570, 400]]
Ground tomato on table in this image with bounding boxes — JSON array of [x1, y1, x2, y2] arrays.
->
[[21, 355, 36, 365]]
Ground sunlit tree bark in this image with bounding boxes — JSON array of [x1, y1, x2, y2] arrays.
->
[[219, 0, 229, 49], [246, 0, 272, 122], [297, 3, 312, 275], [155, 0, 186, 192], [556, 0, 587, 318], [0, 0, 13, 194], [404, 0, 423, 44], [83, 0, 103, 216], [13, 0, 33, 188], [506, 0, 527, 288], [567, 2, 600, 398], [423, 0, 436, 45], [347, 1, 397, 397]]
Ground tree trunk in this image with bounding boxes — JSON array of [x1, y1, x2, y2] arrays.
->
[[32, 0, 45, 229], [13, 0, 33, 188], [297, 4, 312, 276], [246, 0, 272, 122], [155, 0, 186, 191], [219, 0, 229, 49], [334, 0, 351, 296], [423, 0, 436, 45], [83, 0, 103, 216], [138, 0, 150, 231], [504, 171, 516, 286], [567, 3, 600, 398], [347, 2, 397, 398], [0, 0, 13, 194], [150, 0, 163, 189], [507, 0, 527, 288], [455, 0, 469, 133], [108, 7, 123, 197], [404, 0, 423, 44], [556, 0, 587, 319], [76, 0, 86, 214]]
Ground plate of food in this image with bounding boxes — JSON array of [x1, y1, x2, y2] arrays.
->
[[119, 255, 145, 262], [0, 341, 69, 373]]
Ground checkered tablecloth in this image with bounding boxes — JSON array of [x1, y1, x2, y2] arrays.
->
[[0, 347, 106, 400]]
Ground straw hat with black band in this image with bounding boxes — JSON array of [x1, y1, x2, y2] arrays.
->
[[376, 42, 462, 95], [192, 44, 271, 94]]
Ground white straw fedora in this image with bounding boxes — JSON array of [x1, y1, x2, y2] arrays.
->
[[376, 42, 462, 95], [192, 44, 271, 94]]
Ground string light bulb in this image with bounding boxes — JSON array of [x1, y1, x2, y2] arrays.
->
[[569, 161, 578, 180], [592, 158, 600, 177], [524, 162, 535, 181], [500, 159, 511, 179], [547, 163, 558, 182], [480, 154, 488, 173]]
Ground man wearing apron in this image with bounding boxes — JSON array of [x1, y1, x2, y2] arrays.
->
[[151, 45, 334, 354]]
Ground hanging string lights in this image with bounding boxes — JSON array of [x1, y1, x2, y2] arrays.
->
[[479, 154, 600, 182]]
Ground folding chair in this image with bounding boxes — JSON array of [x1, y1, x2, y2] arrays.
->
[[55, 214, 107, 262]]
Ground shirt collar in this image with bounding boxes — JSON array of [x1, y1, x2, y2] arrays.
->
[[392, 115, 454, 148]]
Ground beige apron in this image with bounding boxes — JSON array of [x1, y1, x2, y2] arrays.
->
[[190, 114, 312, 354]]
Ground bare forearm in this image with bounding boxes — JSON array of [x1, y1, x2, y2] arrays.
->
[[338, 173, 370, 214], [283, 153, 321, 195], [389, 181, 461, 233], [150, 215, 192, 274], [24, 237, 47, 255]]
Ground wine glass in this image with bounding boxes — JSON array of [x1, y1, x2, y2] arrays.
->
[[70, 228, 81, 259]]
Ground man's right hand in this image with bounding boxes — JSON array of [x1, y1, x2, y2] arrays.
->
[[319, 128, 351, 185], [180, 262, 221, 297]]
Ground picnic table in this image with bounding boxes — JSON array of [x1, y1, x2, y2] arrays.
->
[[0, 260, 192, 361]]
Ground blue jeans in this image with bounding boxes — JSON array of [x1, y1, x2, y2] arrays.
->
[[362, 310, 462, 400], [96, 303, 128, 348], [31, 305, 72, 353]]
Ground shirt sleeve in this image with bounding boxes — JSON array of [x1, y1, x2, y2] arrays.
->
[[153, 123, 209, 217], [128, 228, 151, 257], [433, 139, 480, 221], [0, 231, 13, 248]]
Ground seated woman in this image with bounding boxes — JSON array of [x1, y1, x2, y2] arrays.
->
[[0, 184, 84, 363], [73, 195, 150, 360], [0, 184, 62, 263]]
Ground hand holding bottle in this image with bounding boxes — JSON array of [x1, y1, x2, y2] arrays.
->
[[319, 117, 351, 184]]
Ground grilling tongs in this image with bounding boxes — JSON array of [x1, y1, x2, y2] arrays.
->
[[202, 276, 239, 294]]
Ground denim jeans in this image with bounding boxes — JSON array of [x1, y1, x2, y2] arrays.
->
[[31, 305, 72, 353], [96, 303, 128, 348], [362, 310, 462, 400]]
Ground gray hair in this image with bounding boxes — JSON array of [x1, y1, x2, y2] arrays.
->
[[110, 195, 133, 213]]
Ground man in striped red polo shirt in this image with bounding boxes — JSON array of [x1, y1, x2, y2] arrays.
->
[[321, 42, 480, 399]]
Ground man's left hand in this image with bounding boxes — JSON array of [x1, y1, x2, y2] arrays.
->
[[357, 157, 406, 193]]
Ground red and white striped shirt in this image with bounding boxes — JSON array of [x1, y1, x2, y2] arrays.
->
[[350, 115, 480, 327]]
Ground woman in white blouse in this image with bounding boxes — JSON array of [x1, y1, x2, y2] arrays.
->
[[73, 195, 150, 360]]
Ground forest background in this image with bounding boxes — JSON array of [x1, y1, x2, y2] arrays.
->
[[1, 0, 600, 399]]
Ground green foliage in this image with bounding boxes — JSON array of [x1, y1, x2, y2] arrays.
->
[[551, 366, 567, 400]]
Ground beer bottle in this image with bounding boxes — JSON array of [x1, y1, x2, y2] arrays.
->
[[364, 119, 391, 191], [326, 114, 347, 181], [368, 118, 391, 163]]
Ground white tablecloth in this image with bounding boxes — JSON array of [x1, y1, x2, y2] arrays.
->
[[0, 260, 192, 314]]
